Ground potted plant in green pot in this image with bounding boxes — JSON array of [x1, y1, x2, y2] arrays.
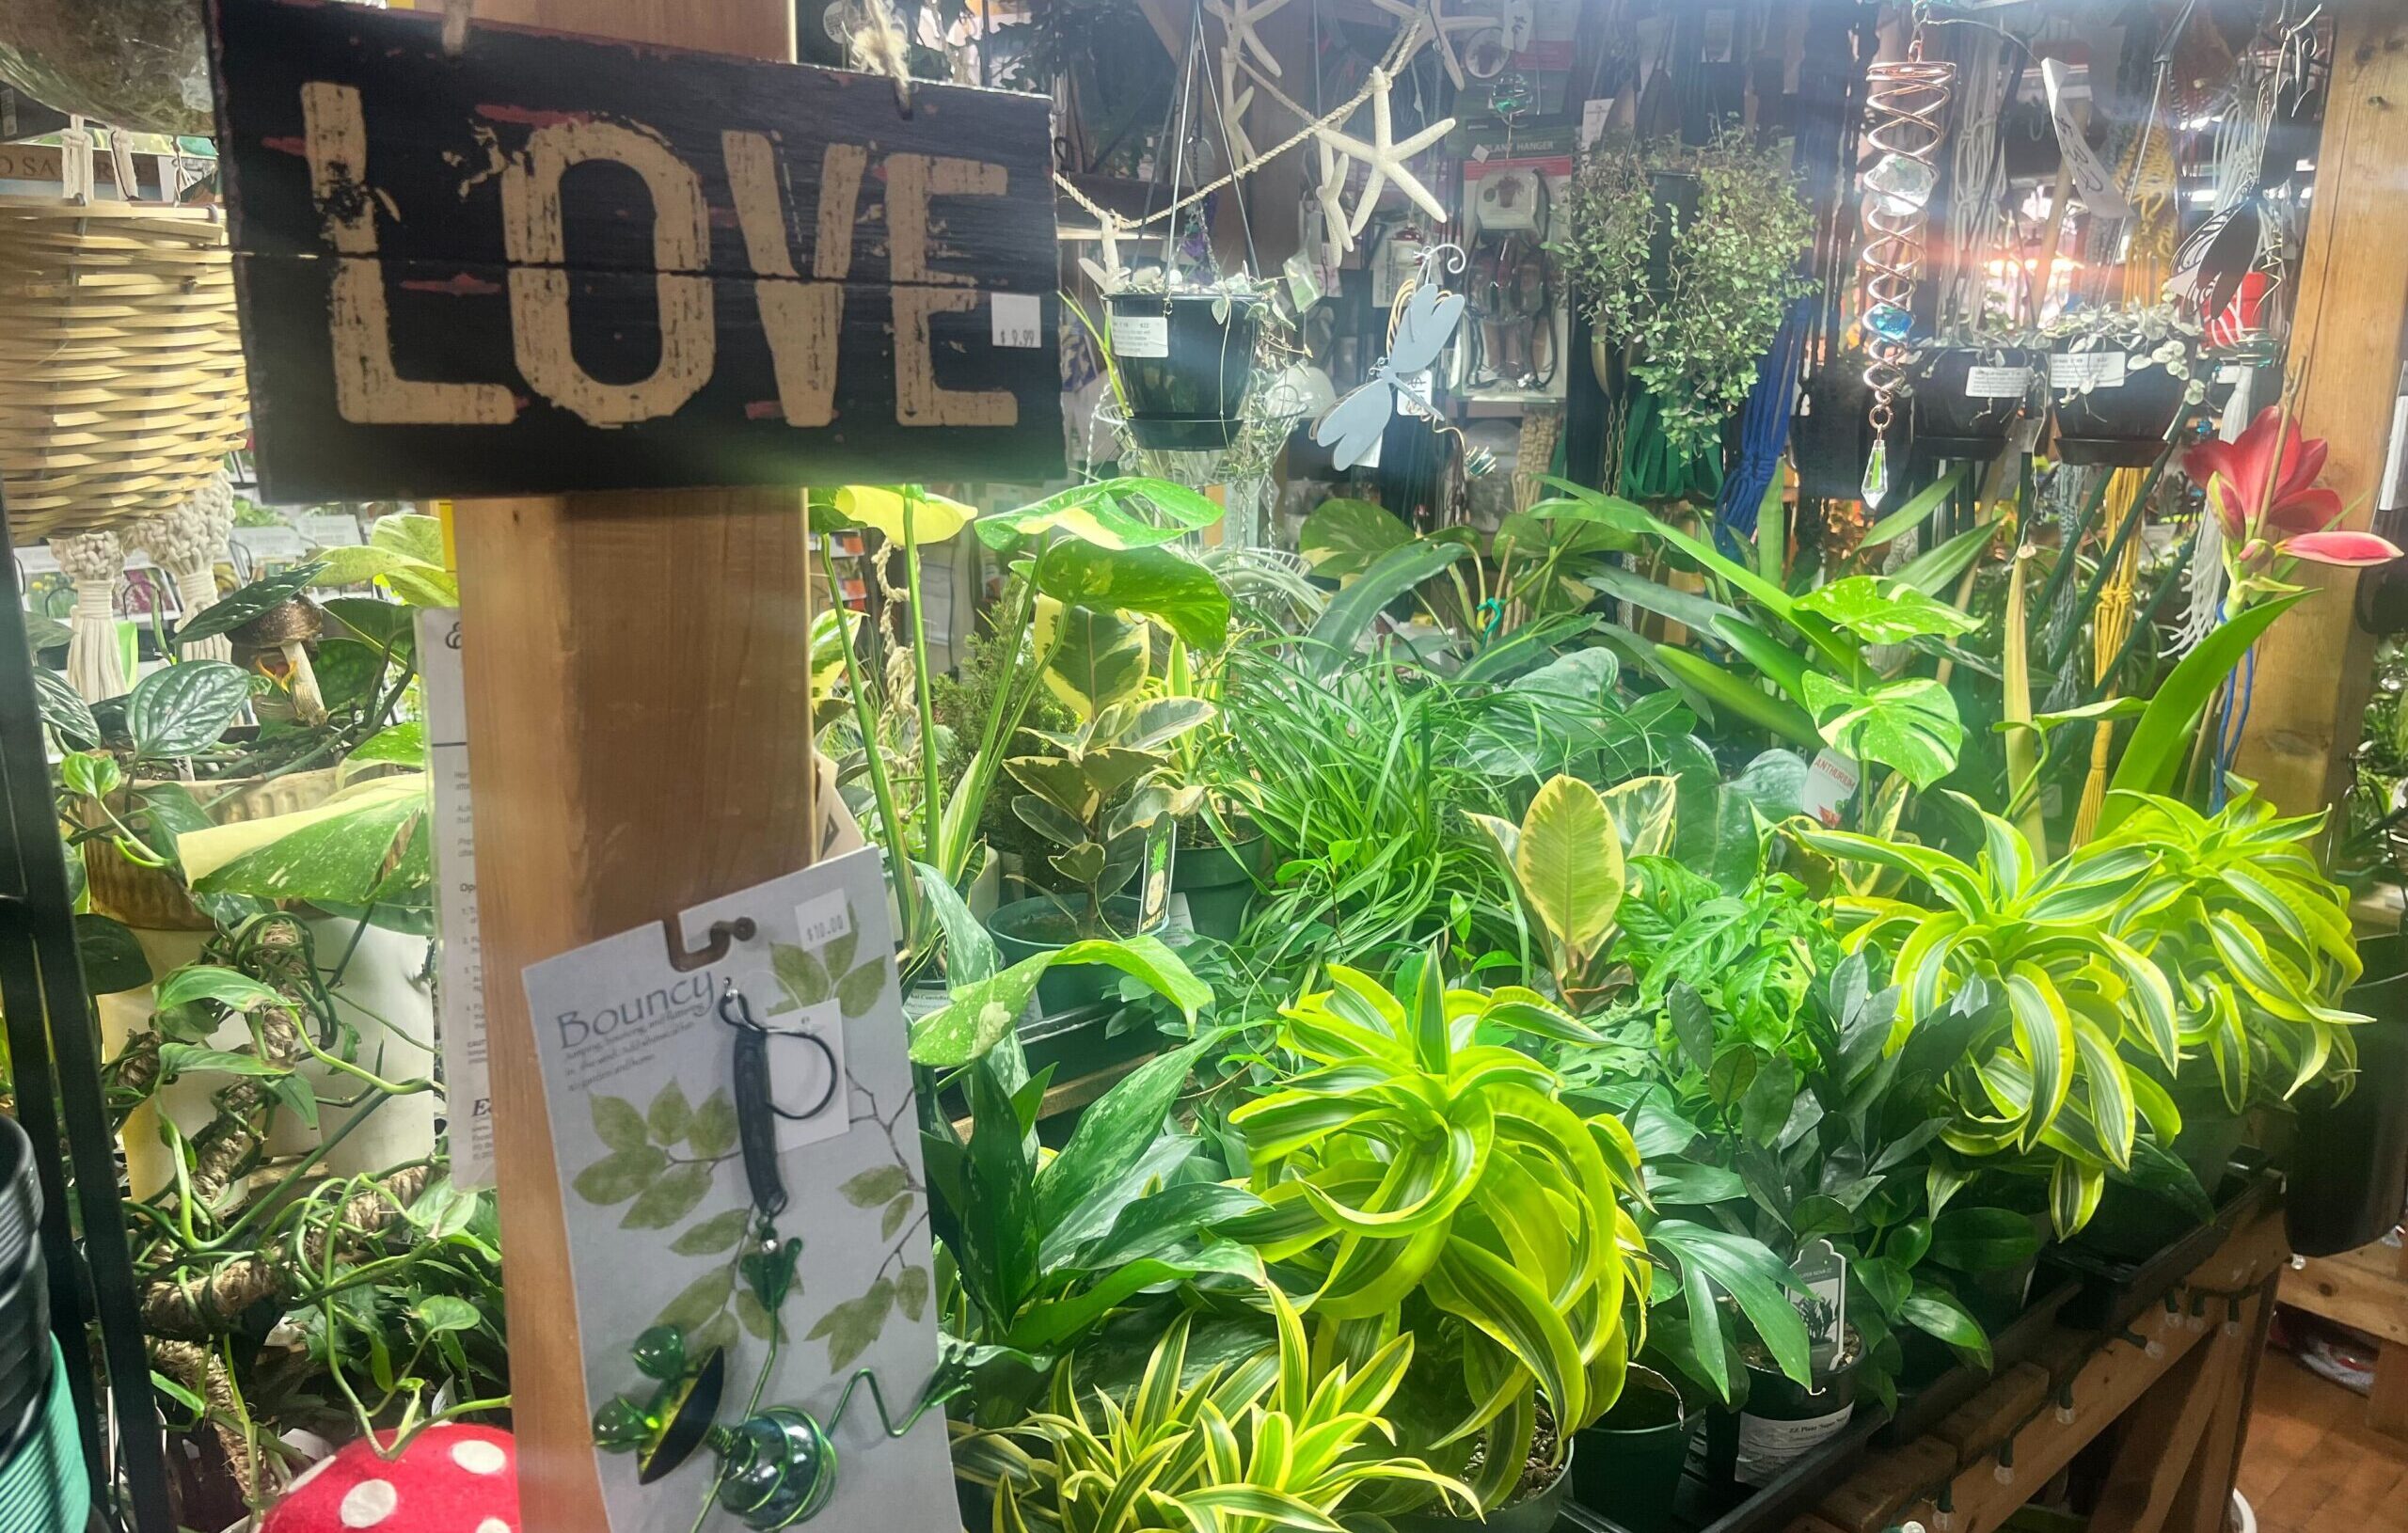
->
[[2037, 304, 2206, 466]]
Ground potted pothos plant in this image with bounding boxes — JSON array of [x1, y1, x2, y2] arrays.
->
[[2037, 303, 2206, 466]]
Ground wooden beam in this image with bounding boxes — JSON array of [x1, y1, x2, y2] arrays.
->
[[2232, 3, 2408, 816], [2367, 1236, 2408, 1437], [452, 3, 806, 1530], [2282, 1241, 2408, 1349]]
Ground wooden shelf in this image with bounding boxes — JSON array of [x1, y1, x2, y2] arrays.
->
[[1788, 1209, 2291, 1533]]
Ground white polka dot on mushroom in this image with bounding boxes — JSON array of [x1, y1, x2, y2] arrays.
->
[[339, 1478, 399, 1527], [452, 1438, 507, 1476], [477, 1520, 512, 1533]]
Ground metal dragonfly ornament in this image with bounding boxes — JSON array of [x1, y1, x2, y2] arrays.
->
[[1311, 244, 1469, 470], [592, 982, 960, 1530]]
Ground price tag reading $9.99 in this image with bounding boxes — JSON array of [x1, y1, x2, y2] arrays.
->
[[991, 292, 1043, 349]]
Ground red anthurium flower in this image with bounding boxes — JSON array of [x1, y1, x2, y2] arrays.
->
[[2185, 403, 2399, 578]]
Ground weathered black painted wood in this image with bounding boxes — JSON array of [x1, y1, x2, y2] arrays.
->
[[205, 0, 1065, 500]]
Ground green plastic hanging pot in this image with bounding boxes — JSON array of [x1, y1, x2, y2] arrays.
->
[[0, 1340, 88, 1533]]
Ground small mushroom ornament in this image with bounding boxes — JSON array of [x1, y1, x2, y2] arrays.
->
[[261, 1423, 518, 1533]]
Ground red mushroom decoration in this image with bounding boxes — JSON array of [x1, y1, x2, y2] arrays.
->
[[261, 1423, 518, 1533]]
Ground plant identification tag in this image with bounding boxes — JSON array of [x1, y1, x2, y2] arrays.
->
[[419, 608, 493, 1189], [2049, 351, 2128, 391], [1962, 365, 2033, 399], [521, 848, 953, 1533], [1802, 750, 1861, 829], [1734, 1403, 1855, 1486], [1110, 311, 1171, 359], [1791, 1238, 1849, 1373]]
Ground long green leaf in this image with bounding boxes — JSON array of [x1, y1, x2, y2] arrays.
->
[[1653, 645, 1819, 747], [1305, 541, 1469, 675], [1862, 465, 1968, 547], [2099, 594, 2303, 828]]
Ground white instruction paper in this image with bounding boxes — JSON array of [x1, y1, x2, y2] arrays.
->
[[418, 608, 492, 1189], [1110, 311, 1169, 359], [522, 849, 951, 1533]]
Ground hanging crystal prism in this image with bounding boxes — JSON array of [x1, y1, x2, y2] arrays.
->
[[1861, 435, 1890, 509], [1863, 152, 1937, 216]]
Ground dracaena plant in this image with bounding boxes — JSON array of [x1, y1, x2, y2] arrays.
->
[[1795, 787, 2366, 1236], [1572, 867, 2034, 1410], [1222, 943, 1650, 1507], [1465, 773, 1675, 1012], [2086, 786, 2365, 1113], [1792, 797, 2184, 1236], [954, 1285, 1471, 1533]]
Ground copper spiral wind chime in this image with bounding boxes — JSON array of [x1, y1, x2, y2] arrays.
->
[[1855, 21, 1954, 508]]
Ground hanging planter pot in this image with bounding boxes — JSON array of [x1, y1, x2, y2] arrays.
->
[[1104, 292, 1262, 450], [1908, 344, 2036, 462], [2047, 348, 2190, 466], [1571, 1367, 1687, 1533], [1790, 349, 1902, 501], [2288, 934, 2408, 1256]]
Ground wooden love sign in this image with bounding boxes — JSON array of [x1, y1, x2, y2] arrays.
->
[[204, 0, 1066, 500]]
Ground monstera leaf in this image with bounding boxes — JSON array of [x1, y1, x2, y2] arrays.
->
[[1800, 673, 1963, 789]]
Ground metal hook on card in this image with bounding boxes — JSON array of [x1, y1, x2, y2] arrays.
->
[[662, 916, 756, 972]]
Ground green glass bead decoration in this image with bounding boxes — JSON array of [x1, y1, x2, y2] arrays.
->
[[632, 1325, 689, 1383]]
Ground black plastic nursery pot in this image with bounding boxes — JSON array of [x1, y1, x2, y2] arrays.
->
[[1702, 1332, 1861, 1510], [989, 895, 1165, 1015], [1396, 1441, 1576, 1533], [2288, 934, 2408, 1256], [1572, 1367, 1687, 1533], [1105, 292, 1261, 450], [2046, 343, 2191, 466], [1789, 350, 1904, 502], [1908, 345, 2036, 461], [1172, 832, 1265, 940]]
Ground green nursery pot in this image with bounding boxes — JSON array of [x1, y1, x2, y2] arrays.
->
[[1571, 1367, 1687, 1533], [988, 897, 1163, 1017], [1172, 833, 1264, 940], [1396, 1440, 1575, 1533], [0, 1340, 87, 1533]]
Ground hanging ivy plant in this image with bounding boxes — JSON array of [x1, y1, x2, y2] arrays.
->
[[1558, 130, 1816, 454]]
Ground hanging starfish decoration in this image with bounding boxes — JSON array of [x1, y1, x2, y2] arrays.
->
[[1313, 69, 1456, 236], [1059, 211, 1132, 288], [1219, 50, 1259, 168], [1369, 0, 1491, 89], [1312, 135, 1358, 261], [1205, 0, 1291, 77]]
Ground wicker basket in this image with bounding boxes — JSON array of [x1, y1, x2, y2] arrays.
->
[[82, 768, 341, 932], [0, 197, 250, 542]]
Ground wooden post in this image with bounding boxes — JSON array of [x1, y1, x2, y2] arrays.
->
[[450, 3, 808, 1529], [2231, 3, 2408, 817]]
